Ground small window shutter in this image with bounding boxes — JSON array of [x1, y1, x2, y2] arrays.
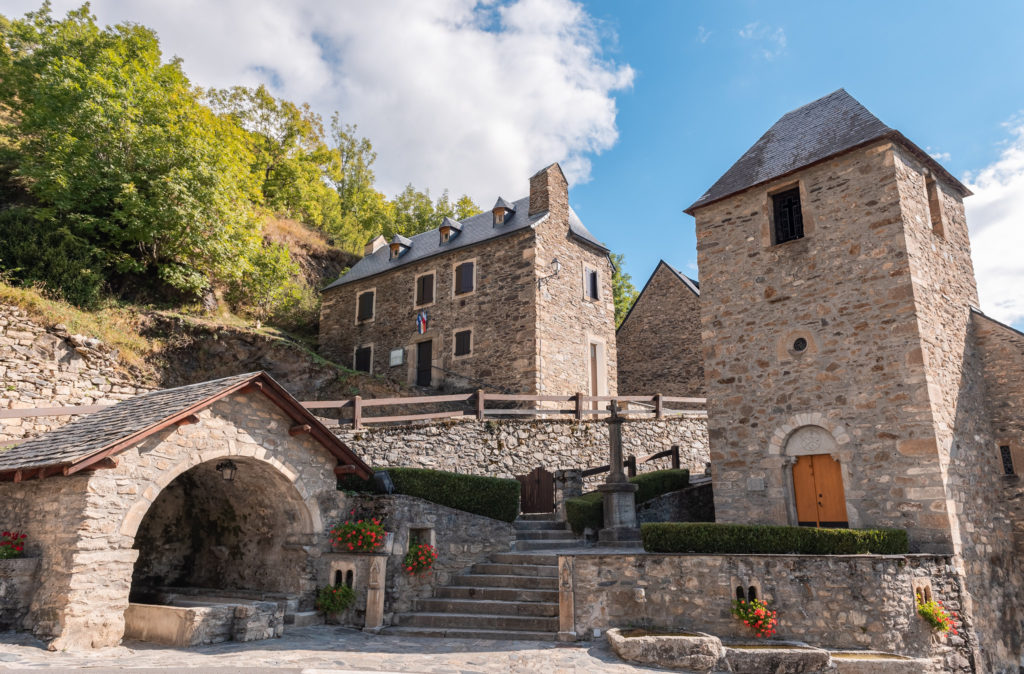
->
[[355, 346, 371, 372], [1000, 446, 1015, 475], [456, 263, 474, 294], [772, 187, 804, 244], [417, 275, 433, 305], [357, 292, 374, 320], [588, 270, 599, 299], [455, 330, 471, 356]]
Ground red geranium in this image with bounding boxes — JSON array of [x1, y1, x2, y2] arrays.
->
[[0, 531, 27, 559]]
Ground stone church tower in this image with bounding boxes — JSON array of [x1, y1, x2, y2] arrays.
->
[[687, 90, 1024, 670]]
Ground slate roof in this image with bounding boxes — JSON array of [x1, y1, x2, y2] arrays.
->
[[617, 260, 699, 333], [0, 372, 371, 479], [324, 198, 607, 290], [686, 89, 970, 214]]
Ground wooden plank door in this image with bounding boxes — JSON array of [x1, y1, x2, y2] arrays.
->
[[416, 340, 432, 387], [792, 454, 848, 528], [516, 466, 555, 513]]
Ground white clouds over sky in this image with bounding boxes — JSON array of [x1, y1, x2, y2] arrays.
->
[[20, 0, 633, 202], [965, 118, 1024, 326], [738, 22, 787, 60]]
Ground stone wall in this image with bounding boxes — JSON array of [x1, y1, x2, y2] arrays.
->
[[332, 416, 709, 483], [616, 261, 704, 397], [973, 311, 1024, 473], [0, 304, 150, 443], [636, 480, 714, 524], [0, 557, 39, 630], [565, 552, 972, 672]]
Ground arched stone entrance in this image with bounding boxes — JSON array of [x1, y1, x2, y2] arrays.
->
[[773, 418, 858, 529]]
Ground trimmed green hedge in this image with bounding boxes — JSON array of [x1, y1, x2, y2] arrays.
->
[[338, 467, 521, 523], [641, 522, 909, 555], [565, 469, 691, 535]]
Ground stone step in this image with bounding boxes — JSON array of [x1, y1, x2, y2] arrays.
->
[[435, 586, 558, 603], [415, 597, 558, 617], [514, 529, 576, 541], [514, 539, 582, 552], [829, 651, 931, 674], [394, 611, 559, 632], [490, 552, 559, 566], [285, 610, 324, 627], [380, 625, 557, 642], [471, 563, 558, 578], [516, 513, 557, 521], [513, 519, 568, 531], [454, 573, 558, 590]]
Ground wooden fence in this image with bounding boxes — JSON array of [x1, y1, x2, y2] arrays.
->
[[0, 391, 706, 433]]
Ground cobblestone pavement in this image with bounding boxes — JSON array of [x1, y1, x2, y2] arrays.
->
[[0, 627, 671, 673]]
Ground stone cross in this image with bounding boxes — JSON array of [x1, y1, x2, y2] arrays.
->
[[597, 400, 640, 546]]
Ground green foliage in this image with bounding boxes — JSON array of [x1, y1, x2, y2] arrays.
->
[[732, 598, 778, 638], [916, 596, 958, 634], [315, 583, 355, 614], [565, 469, 690, 535], [338, 467, 520, 523], [611, 253, 639, 328], [329, 516, 386, 553], [403, 543, 438, 575], [0, 531, 27, 559], [640, 522, 909, 555]]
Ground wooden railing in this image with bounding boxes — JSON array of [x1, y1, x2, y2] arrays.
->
[[580, 445, 683, 480], [0, 392, 706, 432]]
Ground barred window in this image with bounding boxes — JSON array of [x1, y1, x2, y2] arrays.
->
[[772, 187, 804, 244]]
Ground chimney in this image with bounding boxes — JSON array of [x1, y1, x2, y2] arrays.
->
[[364, 235, 387, 257], [528, 163, 568, 217]]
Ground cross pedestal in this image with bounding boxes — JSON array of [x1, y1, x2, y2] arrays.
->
[[598, 401, 641, 547]]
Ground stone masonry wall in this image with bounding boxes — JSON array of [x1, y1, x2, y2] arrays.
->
[[973, 311, 1024, 472], [616, 262, 704, 396], [567, 552, 973, 672], [332, 416, 709, 483], [693, 141, 954, 551], [0, 304, 151, 443], [0, 558, 39, 631], [319, 227, 539, 394]]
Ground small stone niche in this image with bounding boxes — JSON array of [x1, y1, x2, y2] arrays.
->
[[732, 577, 763, 603], [407, 525, 435, 548], [912, 578, 933, 604], [330, 561, 357, 589]]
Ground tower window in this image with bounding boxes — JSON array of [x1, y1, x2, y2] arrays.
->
[[772, 187, 804, 244], [1000, 445, 1015, 476], [925, 176, 944, 237], [585, 269, 599, 300]]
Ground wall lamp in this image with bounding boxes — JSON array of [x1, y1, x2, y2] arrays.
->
[[216, 460, 238, 482], [537, 257, 562, 288]]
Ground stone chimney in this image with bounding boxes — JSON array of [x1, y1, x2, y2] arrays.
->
[[364, 235, 387, 257], [528, 163, 568, 218]]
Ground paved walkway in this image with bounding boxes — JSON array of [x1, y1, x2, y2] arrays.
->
[[0, 626, 670, 673]]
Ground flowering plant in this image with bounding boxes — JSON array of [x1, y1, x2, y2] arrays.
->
[[731, 598, 778, 638], [0, 531, 26, 559], [330, 513, 386, 553], [917, 597, 958, 634], [403, 543, 438, 575], [315, 583, 356, 614]]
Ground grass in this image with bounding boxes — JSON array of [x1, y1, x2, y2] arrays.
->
[[263, 217, 333, 254]]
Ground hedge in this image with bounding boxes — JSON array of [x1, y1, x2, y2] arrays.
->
[[337, 467, 521, 523], [641, 522, 909, 555], [565, 469, 691, 535]]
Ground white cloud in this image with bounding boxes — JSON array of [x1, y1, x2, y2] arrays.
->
[[738, 21, 786, 60], [697, 26, 711, 44], [926, 146, 951, 162], [964, 118, 1024, 327], [5, 0, 633, 203]]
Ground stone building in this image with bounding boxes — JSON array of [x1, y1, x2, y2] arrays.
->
[[0, 372, 372, 650], [319, 163, 617, 397], [615, 260, 704, 396], [687, 88, 1024, 671]]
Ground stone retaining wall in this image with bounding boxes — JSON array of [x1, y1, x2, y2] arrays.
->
[[332, 416, 709, 484], [0, 557, 39, 630], [564, 552, 973, 673]]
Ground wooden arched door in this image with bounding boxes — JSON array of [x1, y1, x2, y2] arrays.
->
[[792, 454, 848, 528]]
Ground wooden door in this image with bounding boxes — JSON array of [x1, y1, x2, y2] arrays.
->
[[416, 340, 432, 387], [516, 466, 554, 514], [792, 454, 848, 528]]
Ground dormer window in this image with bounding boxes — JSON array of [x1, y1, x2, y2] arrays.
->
[[389, 234, 412, 260], [439, 217, 462, 244], [492, 197, 515, 226]]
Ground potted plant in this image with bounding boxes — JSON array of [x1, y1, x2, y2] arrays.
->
[[916, 596, 958, 635], [731, 597, 778, 638], [403, 543, 438, 575], [330, 513, 386, 553], [315, 583, 356, 624], [0, 531, 26, 559]]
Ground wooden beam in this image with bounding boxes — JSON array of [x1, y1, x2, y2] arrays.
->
[[13, 470, 23, 483], [176, 414, 199, 426], [79, 457, 118, 472], [334, 464, 359, 476], [289, 424, 312, 436]]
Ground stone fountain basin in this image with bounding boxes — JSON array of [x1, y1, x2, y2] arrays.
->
[[606, 627, 724, 671], [722, 643, 832, 674]]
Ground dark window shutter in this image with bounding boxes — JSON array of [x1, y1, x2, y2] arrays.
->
[[357, 291, 374, 320], [417, 275, 433, 305], [454, 330, 471, 356], [354, 346, 372, 373], [772, 187, 804, 244], [587, 270, 599, 299], [456, 262, 474, 295], [1000, 445, 1015, 475]]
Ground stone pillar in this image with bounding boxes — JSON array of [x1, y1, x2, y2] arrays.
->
[[553, 470, 583, 523], [363, 553, 387, 633], [46, 548, 140, 650], [557, 555, 576, 642], [598, 403, 640, 547]]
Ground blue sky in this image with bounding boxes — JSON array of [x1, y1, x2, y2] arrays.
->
[[7, 0, 1024, 326]]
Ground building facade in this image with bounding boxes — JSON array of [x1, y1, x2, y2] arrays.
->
[[616, 260, 704, 396], [687, 89, 1024, 671], [319, 163, 617, 397]]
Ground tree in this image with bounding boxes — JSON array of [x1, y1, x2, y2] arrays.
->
[[328, 118, 391, 251], [610, 253, 639, 327]]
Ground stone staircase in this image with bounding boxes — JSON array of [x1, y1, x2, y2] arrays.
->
[[382, 513, 579, 640]]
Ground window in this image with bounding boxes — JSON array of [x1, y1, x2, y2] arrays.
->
[[494, 210, 505, 225], [415, 273, 434, 306], [354, 345, 372, 373], [584, 268, 599, 300], [1000, 445, 1015, 476], [925, 176, 944, 237], [772, 187, 804, 244], [440, 229, 451, 243], [356, 290, 374, 322], [454, 261, 475, 295], [454, 329, 472, 357]]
